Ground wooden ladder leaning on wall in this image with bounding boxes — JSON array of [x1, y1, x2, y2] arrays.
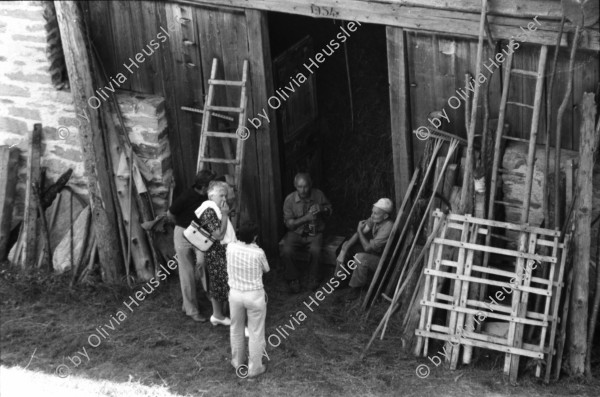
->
[[189, 58, 249, 224], [482, 44, 549, 272], [481, 44, 549, 382]]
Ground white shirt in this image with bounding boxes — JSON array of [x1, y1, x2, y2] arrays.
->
[[226, 241, 270, 291]]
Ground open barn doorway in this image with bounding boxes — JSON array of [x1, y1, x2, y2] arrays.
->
[[267, 12, 393, 236]]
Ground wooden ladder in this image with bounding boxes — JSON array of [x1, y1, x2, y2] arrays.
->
[[196, 58, 249, 215], [481, 45, 548, 382], [485, 45, 548, 226], [483, 45, 548, 254]]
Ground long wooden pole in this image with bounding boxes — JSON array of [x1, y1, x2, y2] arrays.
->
[[459, 0, 487, 214], [554, 26, 580, 230], [55, 1, 124, 283], [543, 16, 565, 229]]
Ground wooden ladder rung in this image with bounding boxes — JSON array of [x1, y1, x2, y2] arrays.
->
[[205, 105, 244, 113], [181, 106, 235, 122], [198, 157, 240, 165], [490, 232, 515, 242], [205, 131, 238, 138], [498, 168, 525, 177], [209, 79, 245, 87], [502, 135, 530, 143], [507, 101, 534, 110], [511, 68, 539, 78], [494, 200, 521, 208]]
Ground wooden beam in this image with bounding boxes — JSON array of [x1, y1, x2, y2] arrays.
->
[[21, 124, 42, 269], [179, 0, 600, 51], [0, 146, 19, 261], [569, 92, 597, 376], [55, 1, 124, 283], [386, 27, 413, 208], [245, 9, 282, 259]]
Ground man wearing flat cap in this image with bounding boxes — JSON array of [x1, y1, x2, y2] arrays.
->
[[336, 198, 394, 301]]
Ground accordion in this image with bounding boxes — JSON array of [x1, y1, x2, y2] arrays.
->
[[183, 221, 216, 251]]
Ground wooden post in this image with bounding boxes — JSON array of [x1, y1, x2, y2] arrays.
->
[[21, 124, 42, 269], [387, 27, 413, 208], [0, 146, 19, 261], [569, 93, 598, 376], [55, 1, 124, 283]]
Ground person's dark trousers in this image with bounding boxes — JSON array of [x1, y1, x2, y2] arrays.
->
[[280, 231, 323, 283]]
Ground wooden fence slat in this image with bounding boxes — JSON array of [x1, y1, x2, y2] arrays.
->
[[21, 124, 42, 269]]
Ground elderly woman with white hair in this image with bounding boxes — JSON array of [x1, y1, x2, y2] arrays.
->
[[195, 180, 236, 325]]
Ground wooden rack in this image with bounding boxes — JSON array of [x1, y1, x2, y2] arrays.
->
[[414, 210, 569, 383]]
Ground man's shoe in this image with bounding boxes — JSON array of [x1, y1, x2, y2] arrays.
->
[[190, 313, 207, 322], [346, 287, 361, 301], [288, 279, 301, 294]]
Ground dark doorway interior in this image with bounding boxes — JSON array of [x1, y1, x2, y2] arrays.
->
[[268, 13, 393, 236]]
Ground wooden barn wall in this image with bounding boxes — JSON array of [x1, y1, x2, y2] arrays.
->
[[86, 1, 282, 257], [403, 31, 599, 165]]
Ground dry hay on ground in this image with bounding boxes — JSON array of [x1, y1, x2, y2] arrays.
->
[[1, 262, 599, 397]]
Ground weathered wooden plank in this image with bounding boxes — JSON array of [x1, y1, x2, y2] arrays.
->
[[141, 1, 166, 95], [0, 147, 19, 261], [55, 0, 124, 282], [245, 9, 282, 258], [164, 2, 198, 190], [177, 0, 599, 51], [107, 1, 134, 91], [386, 27, 413, 208], [20, 124, 42, 269], [155, 3, 186, 192], [85, 1, 118, 79], [127, 0, 157, 93], [380, 0, 565, 19], [569, 93, 597, 375]]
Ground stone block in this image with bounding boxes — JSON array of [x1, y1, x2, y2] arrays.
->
[[58, 116, 83, 129], [6, 71, 51, 85], [8, 106, 41, 121], [0, 83, 31, 97], [0, 7, 43, 21], [43, 126, 80, 146], [12, 34, 45, 43], [25, 23, 44, 32], [0, 117, 28, 134], [51, 146, 83, 162]]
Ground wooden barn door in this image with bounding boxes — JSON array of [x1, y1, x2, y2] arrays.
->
[[273, 36, 320, 195]]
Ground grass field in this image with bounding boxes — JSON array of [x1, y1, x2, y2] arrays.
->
[[1, 261, 599, 397]]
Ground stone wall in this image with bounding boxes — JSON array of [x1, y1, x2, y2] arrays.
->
[[0, 1, 172, 231], [0, 1, 86, 230]]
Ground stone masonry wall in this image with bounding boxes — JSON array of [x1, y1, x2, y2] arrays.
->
[[0, 1, 86, 230], [0, 1, 172, 230]]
